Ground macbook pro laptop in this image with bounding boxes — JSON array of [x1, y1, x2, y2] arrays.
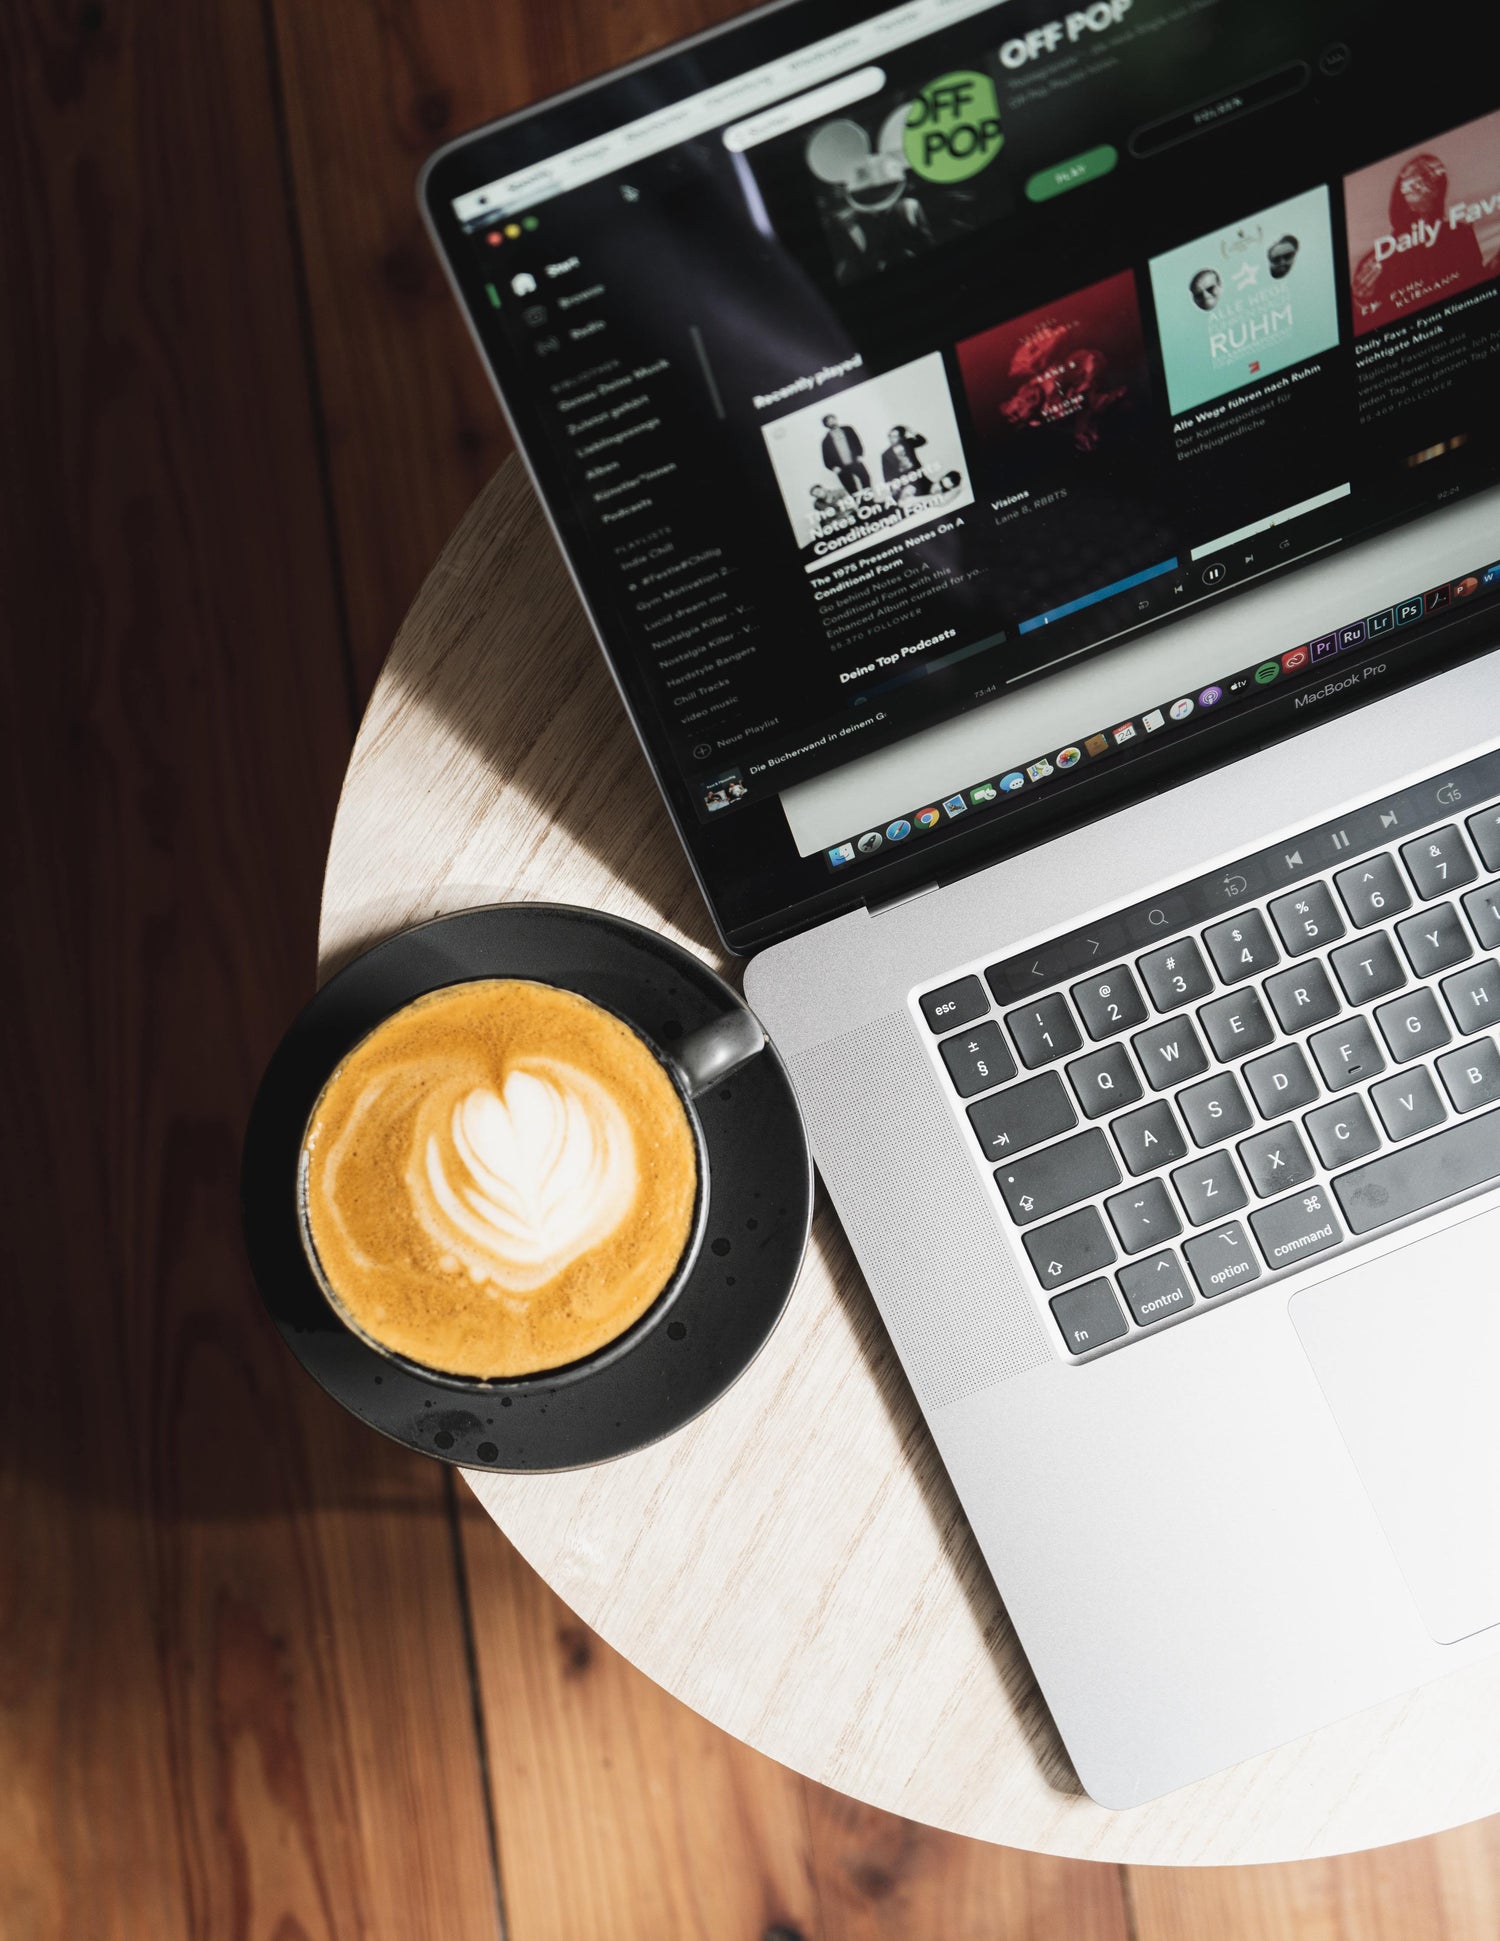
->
[[422, 0, 1500, 1806]]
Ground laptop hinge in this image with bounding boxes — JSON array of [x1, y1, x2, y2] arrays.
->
[[867, 879, 940, 918]]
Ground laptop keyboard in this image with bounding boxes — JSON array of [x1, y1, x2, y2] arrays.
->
[[919, 748, 1500, 1359]]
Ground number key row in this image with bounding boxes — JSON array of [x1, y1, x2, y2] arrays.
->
[[943, 919, 1498, 1123]]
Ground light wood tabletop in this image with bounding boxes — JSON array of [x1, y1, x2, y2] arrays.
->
[[318, 454, 1500, 1864]]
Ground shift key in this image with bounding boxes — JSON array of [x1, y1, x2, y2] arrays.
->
[[1250, 1185, 1344, 1270]]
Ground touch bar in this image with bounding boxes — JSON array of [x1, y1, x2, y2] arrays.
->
[[984, 745, 1500, 1006]]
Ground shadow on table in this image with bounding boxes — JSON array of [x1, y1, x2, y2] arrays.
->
[[811, 1192, 1086, 1801], [321, 459, 724, 982]]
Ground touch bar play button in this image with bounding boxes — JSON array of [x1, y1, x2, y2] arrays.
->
[[1334, 1109, 1500, 1234], [1129, 62, 1309, 158]]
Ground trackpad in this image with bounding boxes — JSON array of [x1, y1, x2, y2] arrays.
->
[[1291, 1206, 1500, 1645]]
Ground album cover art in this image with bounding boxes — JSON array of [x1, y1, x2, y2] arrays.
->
[[700, 768, 749, 813], [1148, 185, 1341, 415], [953, 269, 1174, 626], [741, 61, 1013, 286], [956, 268, 1150, 467], [760, 351, 974, 570], [1344, 108, 1500, 337]]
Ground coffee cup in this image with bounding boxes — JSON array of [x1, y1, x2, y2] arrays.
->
[[243, 903, 811, 1467], [296, 975, 765, 1384]]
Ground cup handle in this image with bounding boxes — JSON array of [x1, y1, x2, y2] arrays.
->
[[670, 1005, 766, 1100]]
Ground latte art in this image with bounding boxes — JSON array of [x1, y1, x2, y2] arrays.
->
[[301, 980, 699, 1378], [412, 1064, 636, 1294]]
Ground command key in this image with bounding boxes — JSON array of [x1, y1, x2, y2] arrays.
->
[[1249, 1185, 1344, 1270]]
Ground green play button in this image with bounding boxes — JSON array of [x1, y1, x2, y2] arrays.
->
[[1024, 143, 1118, 202]]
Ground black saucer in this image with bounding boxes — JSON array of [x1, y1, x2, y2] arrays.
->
[[242, 904, 812, 1470]]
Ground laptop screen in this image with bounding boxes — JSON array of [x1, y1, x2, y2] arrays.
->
[[423, 0, 1500, 951]]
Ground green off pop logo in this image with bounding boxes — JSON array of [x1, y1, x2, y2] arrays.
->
[[903, 71, 1004, 183]]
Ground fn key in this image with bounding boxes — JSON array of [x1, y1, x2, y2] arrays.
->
[[1050, 1279, 1129, 1355]]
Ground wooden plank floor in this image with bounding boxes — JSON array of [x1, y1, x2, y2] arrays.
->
[[3, 0, 1499, 1933]]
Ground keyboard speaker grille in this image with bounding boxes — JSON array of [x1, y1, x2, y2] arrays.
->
[[796, 1010, 1051, 1412]]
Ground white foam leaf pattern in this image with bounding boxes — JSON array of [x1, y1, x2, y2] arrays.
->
[[409, 1060, 638, 1293]]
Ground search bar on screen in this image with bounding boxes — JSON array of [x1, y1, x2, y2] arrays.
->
[[722, 68, 887, 152]]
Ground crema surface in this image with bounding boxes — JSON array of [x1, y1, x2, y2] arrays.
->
[[302, 980, 698, 1376]]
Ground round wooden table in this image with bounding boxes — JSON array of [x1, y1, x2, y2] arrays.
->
[[318, 456, 1500, 1863]]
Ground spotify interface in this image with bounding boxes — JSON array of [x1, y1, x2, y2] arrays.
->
[[437, 0, 1500, 941]]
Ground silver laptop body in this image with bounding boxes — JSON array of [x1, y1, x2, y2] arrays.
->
[[746, 508, 1500, 1805]]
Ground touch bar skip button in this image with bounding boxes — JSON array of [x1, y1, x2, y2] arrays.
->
[[1334, 1108, 1500, 1235]]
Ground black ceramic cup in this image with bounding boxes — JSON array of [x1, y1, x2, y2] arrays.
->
[[243, 903, 812, 1469]]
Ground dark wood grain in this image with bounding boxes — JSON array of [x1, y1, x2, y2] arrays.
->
[[0, 1, 499, 1934]]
